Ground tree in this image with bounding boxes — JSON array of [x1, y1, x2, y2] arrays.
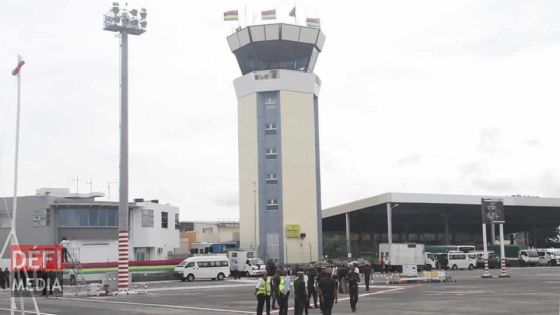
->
[[323, 235, 346, 258]]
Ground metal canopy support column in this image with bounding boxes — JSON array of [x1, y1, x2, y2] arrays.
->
[[386, 203, 393, 244], [443, 215, 450, 245], [490, 223, 496, 245], [345, 212, 351, 258]]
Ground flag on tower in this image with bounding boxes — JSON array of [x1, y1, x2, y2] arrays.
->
[[289, 6, 296, 17], [11, 60, 25, 76], [306, 17, 320, 28], [261, 9, 276, 20], [224, 10, 239, 21]]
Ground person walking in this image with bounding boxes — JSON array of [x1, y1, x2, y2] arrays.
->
[[232, 259, 239, 280], [306, 268, 319, 310], [379, 253, 385, 274], [347, 263, 360, 312], [385, 254, 391, 273], [293, 272, 307, 315], [337, 264, 348, 294], [318, 271, 337, 315], [4, 268, 10, 289], [363, 263, 372, 291], [278, 270, 291, 315], [255, 273, 272, 315], [0, 266, 5, 289]]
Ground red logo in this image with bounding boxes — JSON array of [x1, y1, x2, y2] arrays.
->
[[10, 245, 63, 272]]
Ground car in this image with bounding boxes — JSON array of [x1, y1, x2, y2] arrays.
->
[[475, 252, 500, 269]]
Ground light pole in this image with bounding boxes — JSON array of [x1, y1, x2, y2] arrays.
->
[[103, 2, 147, 293], [386, 203, 399, 244]]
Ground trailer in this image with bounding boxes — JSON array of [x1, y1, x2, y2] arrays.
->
[[379, 243, 432, 273]]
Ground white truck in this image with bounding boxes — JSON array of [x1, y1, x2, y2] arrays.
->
[[380, 243, 435, 273], [227, 250, 267, 277]]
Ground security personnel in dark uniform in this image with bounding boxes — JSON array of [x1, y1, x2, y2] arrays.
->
[[363, 263, 372, 291], [318, 272, 337, 315], [306, 268, 319, 311], [347, 263, 360, 312], [293, 272, 307, 315]]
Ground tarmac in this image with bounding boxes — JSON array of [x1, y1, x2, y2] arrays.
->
[[0, 266, 559, 314]]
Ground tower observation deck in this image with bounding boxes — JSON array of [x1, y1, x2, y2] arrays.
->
[[227, 24, 325, 264]]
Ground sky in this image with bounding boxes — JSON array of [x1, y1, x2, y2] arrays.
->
[[1, 0, 560, 221]]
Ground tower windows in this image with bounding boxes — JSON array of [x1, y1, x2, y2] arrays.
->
[[265, 123, 277, 135], [266, 199, 279, 210], [265, 173, 278, 184], [265, 148, 277, 159]]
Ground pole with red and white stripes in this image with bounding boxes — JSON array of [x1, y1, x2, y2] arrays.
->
[[481, 223, 492, 278], [103, 3, 148, 293], [498, 223, 510, 278], [117, 29, 130, 294]]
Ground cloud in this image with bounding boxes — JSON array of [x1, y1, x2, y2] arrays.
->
[[212, 194, 239, 208], [395, 153, 422, 167]]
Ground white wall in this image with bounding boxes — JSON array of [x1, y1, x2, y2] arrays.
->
[[237, 93, 259, 251], [280, 91, 320, 263], [130, 202, 180, 260]]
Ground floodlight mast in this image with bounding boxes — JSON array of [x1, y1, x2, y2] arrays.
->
[[102, 2, 147, 294]]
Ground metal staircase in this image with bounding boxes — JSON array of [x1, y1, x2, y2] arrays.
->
[[67, 247, 87, 296]]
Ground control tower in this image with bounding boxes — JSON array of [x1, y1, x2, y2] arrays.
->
[[227, 24, 325, 263]]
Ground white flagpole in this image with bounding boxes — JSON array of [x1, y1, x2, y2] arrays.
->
[[7, 55, 41, 315]]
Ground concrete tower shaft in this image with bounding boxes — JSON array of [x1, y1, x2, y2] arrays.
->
[[228, 24, 325, 264]]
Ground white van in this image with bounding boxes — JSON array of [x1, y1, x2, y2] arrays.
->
[[174, 255, 230, 282], [447, 251, 477, 270], [519, 250, 539, 267]]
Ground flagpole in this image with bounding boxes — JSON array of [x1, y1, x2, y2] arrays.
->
[[9, 54, 23, 315], [7, 55, 41, 315]]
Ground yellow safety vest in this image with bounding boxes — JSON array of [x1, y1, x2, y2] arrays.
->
[[257, 277, 272, 296], [279, 276, 286, 293]]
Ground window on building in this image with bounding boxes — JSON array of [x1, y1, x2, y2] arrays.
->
[[175, 213, 180, 230], [267, 233, 280, 262], [265, 123, 277, 135], [32, 208, 50, 227], [265, 148, 277, 159], [142, 209, 154, 227], [0, 212, 10, 228], [161, 212, 168, 228], [266, 199, 279, 210], [265, 173, 278, 184], [202, 227, 213, 233], [58, 208, 118, 227]]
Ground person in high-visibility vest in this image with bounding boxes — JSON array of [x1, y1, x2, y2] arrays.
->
[[255, 273, 272, 315], [278, 270, 291, 315]]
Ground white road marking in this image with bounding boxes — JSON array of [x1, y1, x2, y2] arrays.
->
[[145, 283, 254, 292], [56, 297, 255, 314], [0, 308, 56, 315], [270, 285, 418, 313]]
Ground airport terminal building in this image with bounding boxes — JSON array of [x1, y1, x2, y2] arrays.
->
[[322, 192, 560, 258]]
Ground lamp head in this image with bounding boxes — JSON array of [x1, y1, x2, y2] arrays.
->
[[111, 2, 119, 14]]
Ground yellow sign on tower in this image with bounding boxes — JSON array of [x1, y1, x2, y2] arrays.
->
[[286, 224, 301, 238]]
